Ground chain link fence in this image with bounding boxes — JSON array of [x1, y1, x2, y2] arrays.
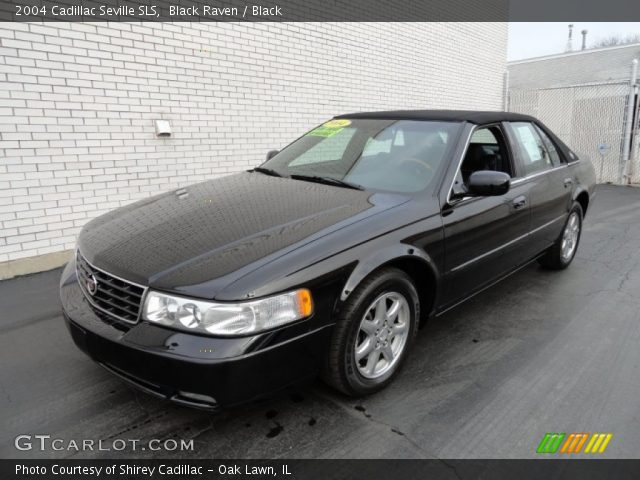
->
[[508, 81, 640, 184]]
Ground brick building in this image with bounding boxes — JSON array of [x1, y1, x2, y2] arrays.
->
[[0, 22, 508, 273]]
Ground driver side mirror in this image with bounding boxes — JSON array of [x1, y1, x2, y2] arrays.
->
[[467, 170, 511, 196], [266, 150, 279, 161]]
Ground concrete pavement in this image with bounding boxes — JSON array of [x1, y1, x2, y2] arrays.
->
[[2, 185, 639, 459]]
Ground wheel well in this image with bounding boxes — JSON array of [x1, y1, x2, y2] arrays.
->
[[384, 256, 437, 322], [576, 191, 589, 216]]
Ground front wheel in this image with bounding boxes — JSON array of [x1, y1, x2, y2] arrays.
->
[[538, 202, 583, 270], [321, 267, 419, 396]]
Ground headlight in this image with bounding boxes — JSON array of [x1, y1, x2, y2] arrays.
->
[[143, 289, 313, 336]]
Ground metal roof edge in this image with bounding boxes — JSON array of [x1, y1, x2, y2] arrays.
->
[[508, 43, 640, 66]]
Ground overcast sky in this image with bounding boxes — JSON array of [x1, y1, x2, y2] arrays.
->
[[508, 22, 640, 61]]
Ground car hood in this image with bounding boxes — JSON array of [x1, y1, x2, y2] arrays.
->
[[78, 172, 410, 295]]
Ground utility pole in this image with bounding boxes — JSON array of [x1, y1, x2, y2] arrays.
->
[[620, 59, 638, 184]]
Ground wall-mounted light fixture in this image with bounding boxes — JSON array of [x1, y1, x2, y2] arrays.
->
[[154, 119, 172, 137]]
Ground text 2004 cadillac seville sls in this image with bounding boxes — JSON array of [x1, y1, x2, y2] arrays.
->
[[60, 110, 595, 410]]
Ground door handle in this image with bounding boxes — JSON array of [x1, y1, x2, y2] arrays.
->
[[512, 196, 527, 210], [563, 177, 574, 188]]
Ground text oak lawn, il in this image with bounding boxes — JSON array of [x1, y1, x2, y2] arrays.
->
[[16, 464, 292, 476]]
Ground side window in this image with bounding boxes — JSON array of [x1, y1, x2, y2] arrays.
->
[[534, 125, 562, 165], [510, 122, 554, 175], [459, 125, 512, 184], [470, 128, 498, 145]]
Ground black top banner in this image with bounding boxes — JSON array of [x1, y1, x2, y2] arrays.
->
[[3, 0, 640, 22]]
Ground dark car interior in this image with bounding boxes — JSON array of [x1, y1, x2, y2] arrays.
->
[[344, 128, 452, 191], [460, 126, 513, 183]]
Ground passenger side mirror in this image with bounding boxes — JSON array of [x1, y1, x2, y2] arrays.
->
[[466, 170, 511, 196], [266, 150, 279, 161]]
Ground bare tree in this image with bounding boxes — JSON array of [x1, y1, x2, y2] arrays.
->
[[593, 34, 640, 48]]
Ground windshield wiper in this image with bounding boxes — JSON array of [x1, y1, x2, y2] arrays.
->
[[290, 174, 364, 191], [251, 167, 283, 177]]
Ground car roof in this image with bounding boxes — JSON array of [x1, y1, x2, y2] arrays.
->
[[335, 109, 576, 161], [334, 110, 537, 124]]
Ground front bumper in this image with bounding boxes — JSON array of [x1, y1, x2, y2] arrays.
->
[[60, 260, 333, 410]]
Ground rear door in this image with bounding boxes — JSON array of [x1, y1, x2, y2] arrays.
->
[[439, 124, 530, 309], [506, 122, 572, 257], [534, 123, 575, 241]]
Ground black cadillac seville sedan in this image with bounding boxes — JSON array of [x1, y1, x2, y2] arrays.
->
[[60, 110, 596, 410]]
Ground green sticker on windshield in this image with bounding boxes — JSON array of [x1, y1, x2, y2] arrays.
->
[[306, 119, 351, 138], [307, 126, 344, 138]]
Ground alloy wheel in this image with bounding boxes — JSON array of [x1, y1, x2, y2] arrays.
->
[[560, 211, 580, 262], [354, 291, 410, 379]]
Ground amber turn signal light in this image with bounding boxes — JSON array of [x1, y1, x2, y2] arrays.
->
[[296, 289, 313, 317]]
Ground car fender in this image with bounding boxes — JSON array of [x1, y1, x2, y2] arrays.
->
[[574, 156, 597, 197], [339, 243, 439, 302], [572, 184, 589, 202]]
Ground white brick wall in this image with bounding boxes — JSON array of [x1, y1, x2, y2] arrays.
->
[[0, 22, 507, 262]]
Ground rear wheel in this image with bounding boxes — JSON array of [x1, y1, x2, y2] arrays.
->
[[538, 202, 583, 270], [322, 268, 419, 396]]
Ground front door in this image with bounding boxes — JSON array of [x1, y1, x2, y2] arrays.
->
[[439, 124, 530, 310]]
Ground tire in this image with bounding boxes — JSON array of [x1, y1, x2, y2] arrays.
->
[[538, 202, 583, 270], [321, 267, 420, 396]]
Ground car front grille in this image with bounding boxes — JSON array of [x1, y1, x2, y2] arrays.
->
[[76, 251, 146, 324]]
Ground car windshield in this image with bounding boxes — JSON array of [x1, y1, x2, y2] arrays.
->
[[260, 119, 461, 193]]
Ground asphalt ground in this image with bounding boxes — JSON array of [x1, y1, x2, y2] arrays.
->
[[1, 184, 640, 459]]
